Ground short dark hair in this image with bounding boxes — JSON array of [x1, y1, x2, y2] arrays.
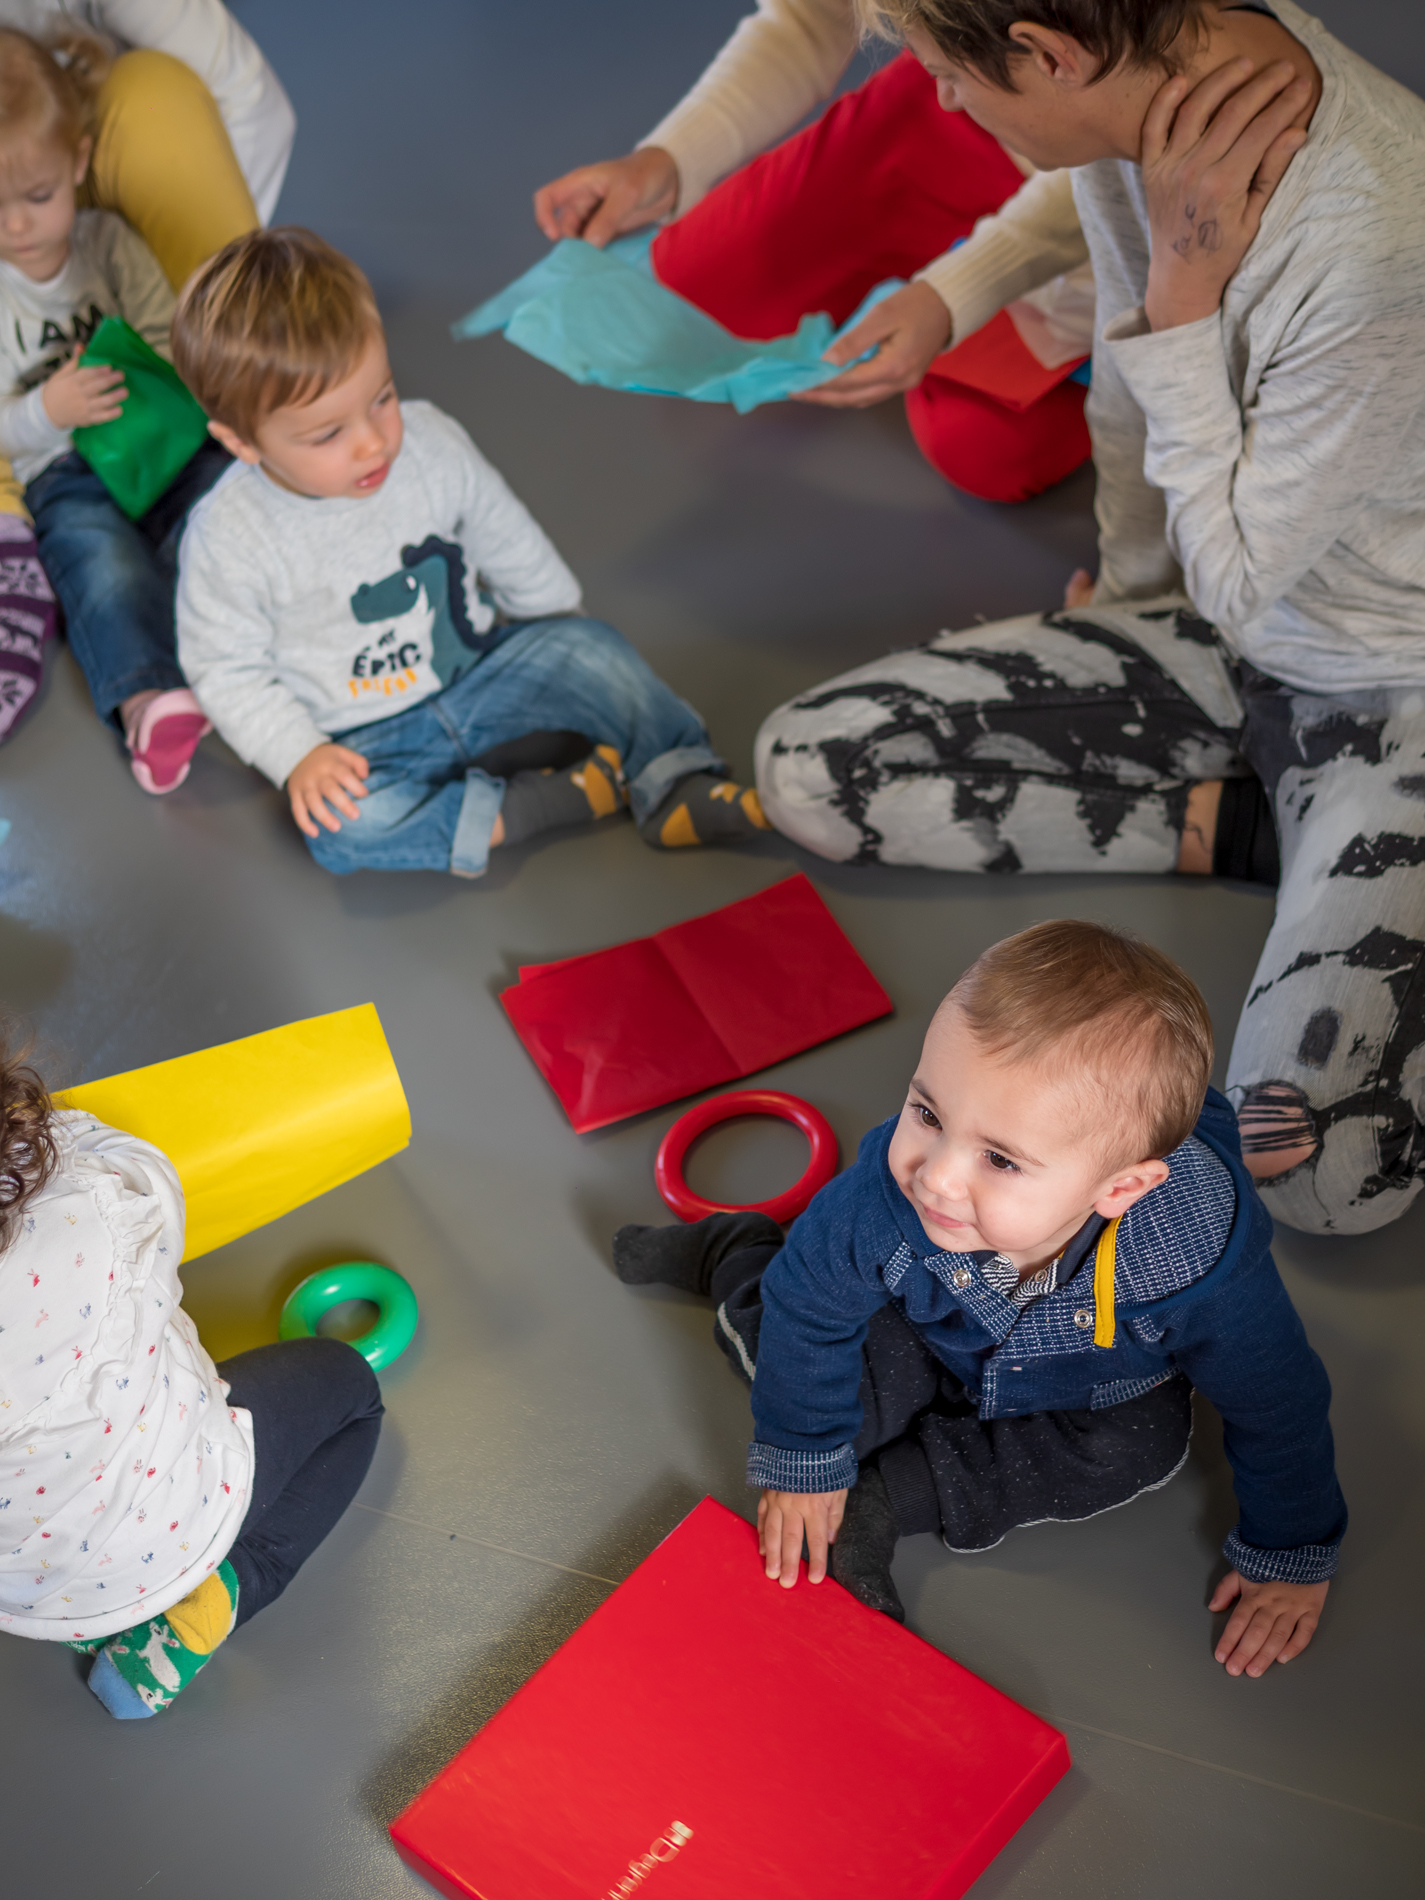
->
[[857, 0, 1210, 89]]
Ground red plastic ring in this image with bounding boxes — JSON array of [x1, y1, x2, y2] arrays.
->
[[655, 1089, 839, 1225]]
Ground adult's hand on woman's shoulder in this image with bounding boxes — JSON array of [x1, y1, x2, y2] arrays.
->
[[792, 281, 952, 410], [533, 147, 680, 247], [1142, 56, 1312, 332]]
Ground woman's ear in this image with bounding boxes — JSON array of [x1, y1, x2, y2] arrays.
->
[[1006, 23, 1097, 88], [1094, 1156, 1170, 1220], [207, 417, 262, 465]]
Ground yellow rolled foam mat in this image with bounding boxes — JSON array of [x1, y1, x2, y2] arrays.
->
[[54, 1004, 410, 1261]]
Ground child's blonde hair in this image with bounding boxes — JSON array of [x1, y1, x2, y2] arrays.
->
[[0, 1031, 56, 1253], [946, 919, 1214, 1160], [172, 227, 383, 441], [0, 27, 110, 168]]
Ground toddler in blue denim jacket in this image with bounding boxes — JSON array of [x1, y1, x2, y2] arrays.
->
[[616, 919, 1346, 1679]]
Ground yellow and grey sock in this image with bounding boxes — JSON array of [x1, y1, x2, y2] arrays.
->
[[85, 1560, 240, 1719], [497, 746, 626, 846], [639, 772, 772, 850]]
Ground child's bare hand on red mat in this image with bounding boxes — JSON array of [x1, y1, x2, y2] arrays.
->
[[758, 1487, 847, 1587], [1210, 1570, 1328, 1676], [42, 351, 127, 429], [287, 742, 369, 837]]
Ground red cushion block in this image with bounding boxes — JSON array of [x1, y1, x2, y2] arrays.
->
[[391, 1498, 1069, 1900]]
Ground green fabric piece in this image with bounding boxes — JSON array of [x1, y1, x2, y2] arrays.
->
[[72, 316, 212, 520]]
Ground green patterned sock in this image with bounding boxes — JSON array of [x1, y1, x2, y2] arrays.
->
[[86, 1561, 239, 1719]]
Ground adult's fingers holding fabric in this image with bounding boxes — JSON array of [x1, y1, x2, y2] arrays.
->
[[533, 149, 680, 247], [795, 283, 951, 410]]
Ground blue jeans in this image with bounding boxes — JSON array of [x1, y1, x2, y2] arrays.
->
[[217, 1338, 383, 1629], [27, 443, 231, 728], [311, 614, 722, 875]]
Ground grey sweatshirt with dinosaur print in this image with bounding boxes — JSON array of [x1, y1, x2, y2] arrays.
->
[[176, 401, 582, 787]]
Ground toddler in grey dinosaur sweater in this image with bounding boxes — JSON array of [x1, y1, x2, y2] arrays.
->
[[173, 227, 770, 875]]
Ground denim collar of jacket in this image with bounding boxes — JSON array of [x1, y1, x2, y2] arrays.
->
[[869, 1101, 1243, 1346]]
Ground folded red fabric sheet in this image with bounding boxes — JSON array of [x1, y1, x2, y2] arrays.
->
[[929, 307, 1087, 413], [391, 1497, 1069, 1900], [501, 874, 893, 1131]]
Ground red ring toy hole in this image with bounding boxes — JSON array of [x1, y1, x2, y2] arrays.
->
[[681, 1115, 810, 1209]]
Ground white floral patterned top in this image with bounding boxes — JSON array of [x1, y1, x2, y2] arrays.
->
[[0, 1112, 253, 1642]]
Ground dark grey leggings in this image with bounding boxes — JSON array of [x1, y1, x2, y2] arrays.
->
[[217, 1338, 383, 1628]]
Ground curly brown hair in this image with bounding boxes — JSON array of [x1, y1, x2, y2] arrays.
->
[[0, 1034, 57, 1253]]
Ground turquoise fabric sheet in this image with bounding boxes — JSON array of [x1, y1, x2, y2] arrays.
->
[[455, 233, 902, 414]]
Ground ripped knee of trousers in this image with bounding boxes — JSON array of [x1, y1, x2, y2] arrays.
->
[[1236, 1082, 1319, 1181]]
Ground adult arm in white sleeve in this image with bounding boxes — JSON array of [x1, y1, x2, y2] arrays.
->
[[640, 0, 859, 214], [93, 0, 297, 221], [177, 535, 329, 787], [1102, 271, 1425, 641], [915, 166, 1089, 345]]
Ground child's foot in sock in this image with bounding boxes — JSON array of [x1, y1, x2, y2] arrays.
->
[[613, 1210, 783, 1295], [640, 772, 772, 849], [497, 745, 626, 846], [86, 1561, 238, 1718], [124, 688, 212, 794], [829, 1465, 904, 1623]]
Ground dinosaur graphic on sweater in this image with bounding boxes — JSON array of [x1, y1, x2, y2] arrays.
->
[[347, 536, 498, 697]]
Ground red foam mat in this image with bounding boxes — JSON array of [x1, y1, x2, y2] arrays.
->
[[391, 1498, 1069, 1900], [501, 875, 893, 1131]]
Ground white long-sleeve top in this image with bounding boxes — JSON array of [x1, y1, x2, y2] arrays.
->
[[637, 0, 1092, 352], [0, 1112, 254, 1643], [177, 400, 584, 788], [0, 209, 174, 484], [1079, 0, 1425, 692], [0, 0, 296, 221]]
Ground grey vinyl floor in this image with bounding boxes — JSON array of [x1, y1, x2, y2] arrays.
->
[[1, 3, 1422, 1895]]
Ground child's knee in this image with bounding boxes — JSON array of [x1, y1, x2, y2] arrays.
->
[[754, 705, 862, 861], [906, 377, 1090, 505]]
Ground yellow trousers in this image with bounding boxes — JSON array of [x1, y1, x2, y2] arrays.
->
[[0, 49, 260, 519]]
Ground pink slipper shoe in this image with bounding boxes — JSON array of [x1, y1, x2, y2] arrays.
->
[[127, 689, 212, 795]]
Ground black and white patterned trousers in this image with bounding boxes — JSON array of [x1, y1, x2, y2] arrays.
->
[[755, 599, 1425, 1235]]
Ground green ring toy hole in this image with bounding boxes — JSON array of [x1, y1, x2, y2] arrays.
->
[[278, 1261, 419, 1372]]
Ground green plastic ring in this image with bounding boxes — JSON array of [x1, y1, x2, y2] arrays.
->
[[278, 1261, 419, 1371]]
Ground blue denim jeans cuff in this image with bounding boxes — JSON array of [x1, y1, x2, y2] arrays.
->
[[451, 769, 505, 876], [628, 743, 725, 824]]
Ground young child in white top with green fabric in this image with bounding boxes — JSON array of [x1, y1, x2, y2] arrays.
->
[[0, 26, 231, 788]]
